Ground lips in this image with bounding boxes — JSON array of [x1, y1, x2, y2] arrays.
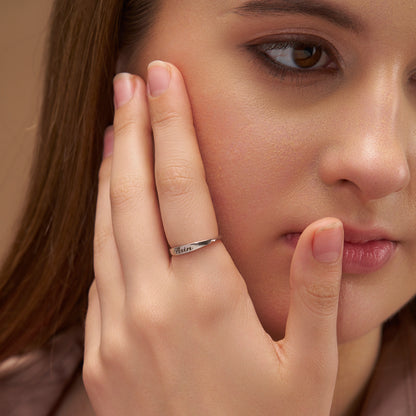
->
[[342, 239, 396, 273], [285, 225, 397, 274]]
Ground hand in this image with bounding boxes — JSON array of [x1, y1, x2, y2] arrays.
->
[[83, 61, 344, 415]]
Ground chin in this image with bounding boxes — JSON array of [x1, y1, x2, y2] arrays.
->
[[250, 276, 415, 346]]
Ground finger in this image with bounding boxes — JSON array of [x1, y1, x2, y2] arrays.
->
[[111, 74, 169, 278], [281, 218, 343, 392], [94, 127, 124, 311], [147, 61, 219, 250], [83, 281, 101, 375]]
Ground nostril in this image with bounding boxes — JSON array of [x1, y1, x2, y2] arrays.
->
[[395, 164, 410, 191], [319, 149, 410, 201]]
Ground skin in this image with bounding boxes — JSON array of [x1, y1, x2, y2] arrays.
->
[[76, 0, 416, 415], [132, 0, 416, 343]]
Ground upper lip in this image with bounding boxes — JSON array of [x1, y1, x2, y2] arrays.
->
[[342, 225, 396, 244], [286, 221, 397, 244]]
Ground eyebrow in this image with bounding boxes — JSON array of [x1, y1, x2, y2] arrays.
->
[[231, 0, 365, 33]]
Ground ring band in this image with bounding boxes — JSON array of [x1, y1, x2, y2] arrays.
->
[[169, 237, 221, 256]]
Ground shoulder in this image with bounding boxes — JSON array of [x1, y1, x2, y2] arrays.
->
[[0, 326, 86, 415], [360, 307, 416, 415]]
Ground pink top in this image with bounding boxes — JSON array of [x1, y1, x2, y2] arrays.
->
[[0, 327, 83, 415], [0, 310, 415, 415], [360, 309, 416, 415]]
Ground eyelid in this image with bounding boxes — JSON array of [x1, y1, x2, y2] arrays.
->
[[258, 41, 334, 70], [245, 32, 344, 83], [248, 32, 344, 67]]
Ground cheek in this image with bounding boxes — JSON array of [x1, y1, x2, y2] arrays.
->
[[187, 76, 324, 236], [186, 77, 329, 338]]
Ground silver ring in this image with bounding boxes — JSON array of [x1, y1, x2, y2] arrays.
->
[[169, 237, 221, 256]]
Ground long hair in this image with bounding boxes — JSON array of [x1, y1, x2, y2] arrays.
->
[[0, 0, 158, 361], [1, 0, 415, 362]]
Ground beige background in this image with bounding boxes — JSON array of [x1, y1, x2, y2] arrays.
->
[[0, 0, 53, 263]]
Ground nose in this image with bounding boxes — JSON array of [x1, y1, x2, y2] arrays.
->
[[319, 76, 411, 202]]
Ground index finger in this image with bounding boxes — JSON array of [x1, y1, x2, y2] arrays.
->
[[147, 61, 219, 250]]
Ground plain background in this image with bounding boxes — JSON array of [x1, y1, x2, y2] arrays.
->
[[0, 0, 53, 263]]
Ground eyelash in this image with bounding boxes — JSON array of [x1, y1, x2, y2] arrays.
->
[[248, 35, 341, 83]]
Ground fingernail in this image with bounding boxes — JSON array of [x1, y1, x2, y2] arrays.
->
[[103, 126, 114, 159], [114, 73, 134, 109], [147, 61, 171, 97], [313, 222, 343, 263]]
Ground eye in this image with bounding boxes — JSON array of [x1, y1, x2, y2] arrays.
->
[[246, 34, 342, 84], [257, 40, 336, 71]]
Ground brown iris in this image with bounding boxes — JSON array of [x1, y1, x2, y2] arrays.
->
[[292, 44, 323, 68]]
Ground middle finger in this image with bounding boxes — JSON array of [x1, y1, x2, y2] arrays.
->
[[111, 74, 169, 280]]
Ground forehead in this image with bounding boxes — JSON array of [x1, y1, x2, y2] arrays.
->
[[155, 0, 416, 34]]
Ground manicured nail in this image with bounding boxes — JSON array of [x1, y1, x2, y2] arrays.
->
[[103, 126, 114, 158], [313, 222, 343, 263], [147, 61, 171, 97], [114, 73, 134, 109]]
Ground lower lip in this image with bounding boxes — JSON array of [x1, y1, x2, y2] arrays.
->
[[285, 234, 397, 274]]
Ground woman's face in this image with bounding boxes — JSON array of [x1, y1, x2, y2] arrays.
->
[[131, 0, 416, 343]]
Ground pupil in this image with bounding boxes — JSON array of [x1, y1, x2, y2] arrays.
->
[[293, 44, 322, 68]]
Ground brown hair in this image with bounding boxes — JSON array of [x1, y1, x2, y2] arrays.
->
[[0, 0, 158, 361], [1, 0, 416, 363]]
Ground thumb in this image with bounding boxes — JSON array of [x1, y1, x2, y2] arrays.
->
[[281, 218, 343, 393]]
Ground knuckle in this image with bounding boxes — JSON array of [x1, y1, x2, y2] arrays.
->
[[303, 281, 339, 316], [126, 298, 171, 335], [123, 302, 177, 350], [156, 162, 196, 197], [114, 115, 137, 138], [152, 109, 182, 131], [110, 174, 148, 211], [93, 228, 114, 256], [99, 331, 125, 366], [82, 356, 103, 392]]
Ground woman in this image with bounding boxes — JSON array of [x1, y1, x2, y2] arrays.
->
[[1, 0, 416, 414]]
